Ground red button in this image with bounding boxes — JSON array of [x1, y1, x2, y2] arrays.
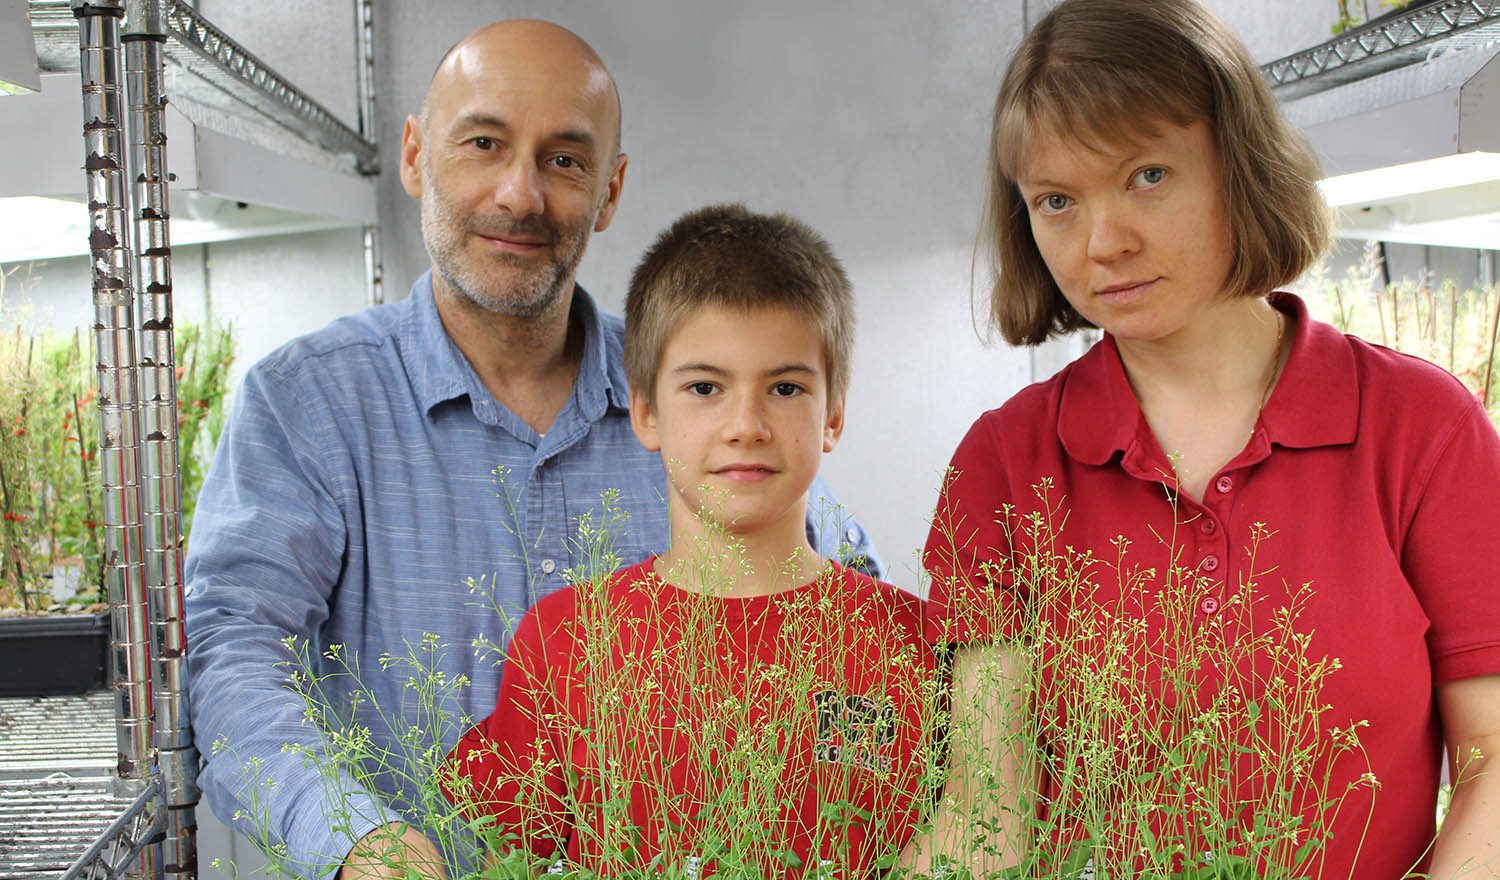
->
[[1201, 555, 1220, 573], [1200, 596, 1220, 614], [1214, 475, 1233, 494], [1200, 518, 1217, 535]]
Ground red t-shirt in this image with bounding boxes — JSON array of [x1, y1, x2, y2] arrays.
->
[[925, 294, 1500, 878], [446, 559, 936, 878]]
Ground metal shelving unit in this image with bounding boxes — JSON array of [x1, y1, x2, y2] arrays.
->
[[7, 2, 382, 878], [0, 693, 138, 880], [27, 0, 376, 174], [1260, 0, 1500, 99]]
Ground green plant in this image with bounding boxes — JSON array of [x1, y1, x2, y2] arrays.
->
[[1332, 0, 1417, 35], [0, 271, 234, 613], [917, 480, 1376, 879], [224, 483, 1396, 880]]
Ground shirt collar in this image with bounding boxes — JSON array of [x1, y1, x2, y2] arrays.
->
[[1057, 292, 1359, 465], [401, 271, 628, 419], [1258, 291, 1359, 449]]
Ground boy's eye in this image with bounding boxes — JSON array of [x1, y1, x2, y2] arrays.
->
[[1132, 166, 1167, 188], [687, 382, 717, 397], [771, 382, 802, 397]]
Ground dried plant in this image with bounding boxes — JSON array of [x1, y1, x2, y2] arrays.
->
[[1304, 242, 1500, 429]]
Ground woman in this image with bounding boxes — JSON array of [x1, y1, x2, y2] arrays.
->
[[916, 0, 1500, 876]]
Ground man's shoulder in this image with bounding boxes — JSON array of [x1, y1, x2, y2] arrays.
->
[[252, 299, 410, 389]]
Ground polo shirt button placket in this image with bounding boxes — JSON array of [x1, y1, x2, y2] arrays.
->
[[1196, 486, 1229, 616]]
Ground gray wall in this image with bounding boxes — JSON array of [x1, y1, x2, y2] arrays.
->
[[1, 228, 369, 390]]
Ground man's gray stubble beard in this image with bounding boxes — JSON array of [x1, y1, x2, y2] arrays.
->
[[419, 163, 593, 320]]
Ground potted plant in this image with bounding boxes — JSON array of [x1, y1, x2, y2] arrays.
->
[[0, 270, 233, 696], [1332, 0, 1425, 35]]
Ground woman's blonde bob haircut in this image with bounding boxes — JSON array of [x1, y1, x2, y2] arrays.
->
[[985, 0, 1332, 346]]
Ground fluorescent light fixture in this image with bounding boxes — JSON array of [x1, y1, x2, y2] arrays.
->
[[1319, 152, 1500, 207], [0, 0, 40, 96], [1318, 152, 1500, 250], [0, 194, 357, 264]]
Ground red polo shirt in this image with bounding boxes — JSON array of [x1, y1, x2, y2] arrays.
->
[[925, 293, 1500, 878]]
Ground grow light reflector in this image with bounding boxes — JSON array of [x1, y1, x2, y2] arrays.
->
[[0, 0, 39, 96]]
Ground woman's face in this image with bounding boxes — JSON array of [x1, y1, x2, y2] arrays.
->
[[1016, 119, 1237, 346]]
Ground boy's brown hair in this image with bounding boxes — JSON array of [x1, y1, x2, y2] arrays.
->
[[625, 203, 854, 409], [985, 0, 1332, 345]]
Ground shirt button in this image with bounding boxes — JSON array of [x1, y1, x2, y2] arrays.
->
[[845, 527, 860, 544], [540, 559, 556, 575], [1201, 555, 1220, 573], [1200, 596, 1220, 615], [1199, 518, 1217, 536], [1214, 475, 1233, 494]]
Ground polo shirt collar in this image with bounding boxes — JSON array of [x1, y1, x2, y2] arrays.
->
[[1258, 292, 1359, 449], [1057, 292, 1358, 466], [402, 271, 627, 419]]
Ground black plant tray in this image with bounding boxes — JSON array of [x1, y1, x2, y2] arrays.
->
[[0, 613, 109, 697]]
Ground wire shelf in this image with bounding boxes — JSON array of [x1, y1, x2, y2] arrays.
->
[[1260, 0, 1500, 100], [27, 0, 377, 174]]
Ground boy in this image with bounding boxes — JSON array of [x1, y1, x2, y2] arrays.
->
[[443, 204, 935, 878]]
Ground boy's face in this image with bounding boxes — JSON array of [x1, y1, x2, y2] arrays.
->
[[630, 304, 845, 544]]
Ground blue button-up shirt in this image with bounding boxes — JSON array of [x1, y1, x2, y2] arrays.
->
[[184, 273, 880, 877]]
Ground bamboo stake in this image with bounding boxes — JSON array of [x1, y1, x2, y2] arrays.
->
[[1483, 286, 1500, 410], [1390, 282, 1401, 345], [73, 392, 100, 591], [0, 457, 30, 612], [1448, 283, 1458, 374]]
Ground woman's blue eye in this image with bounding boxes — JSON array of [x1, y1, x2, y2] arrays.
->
[[1043, 194, 1071, 212], [1135, 167, 1167, 187]]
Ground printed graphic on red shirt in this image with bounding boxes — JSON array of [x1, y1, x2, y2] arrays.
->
[[812, 688, 897, 776]]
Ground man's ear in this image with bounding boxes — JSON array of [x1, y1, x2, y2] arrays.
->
[[399, 115, 425, 200], [823, 392, 847, 453], [629, 384, 661, 452], [592, 152, 629, 233]]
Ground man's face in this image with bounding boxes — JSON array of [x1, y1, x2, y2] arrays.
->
[[401, 33, 625, 317]]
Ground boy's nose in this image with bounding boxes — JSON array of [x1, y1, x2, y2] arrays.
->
[[723, 395, 771, 443]]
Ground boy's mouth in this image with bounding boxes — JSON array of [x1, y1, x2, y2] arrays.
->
[[711, 463, 778, 482]]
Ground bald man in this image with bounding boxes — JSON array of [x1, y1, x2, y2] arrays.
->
[[184, 21, 880, 880]]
